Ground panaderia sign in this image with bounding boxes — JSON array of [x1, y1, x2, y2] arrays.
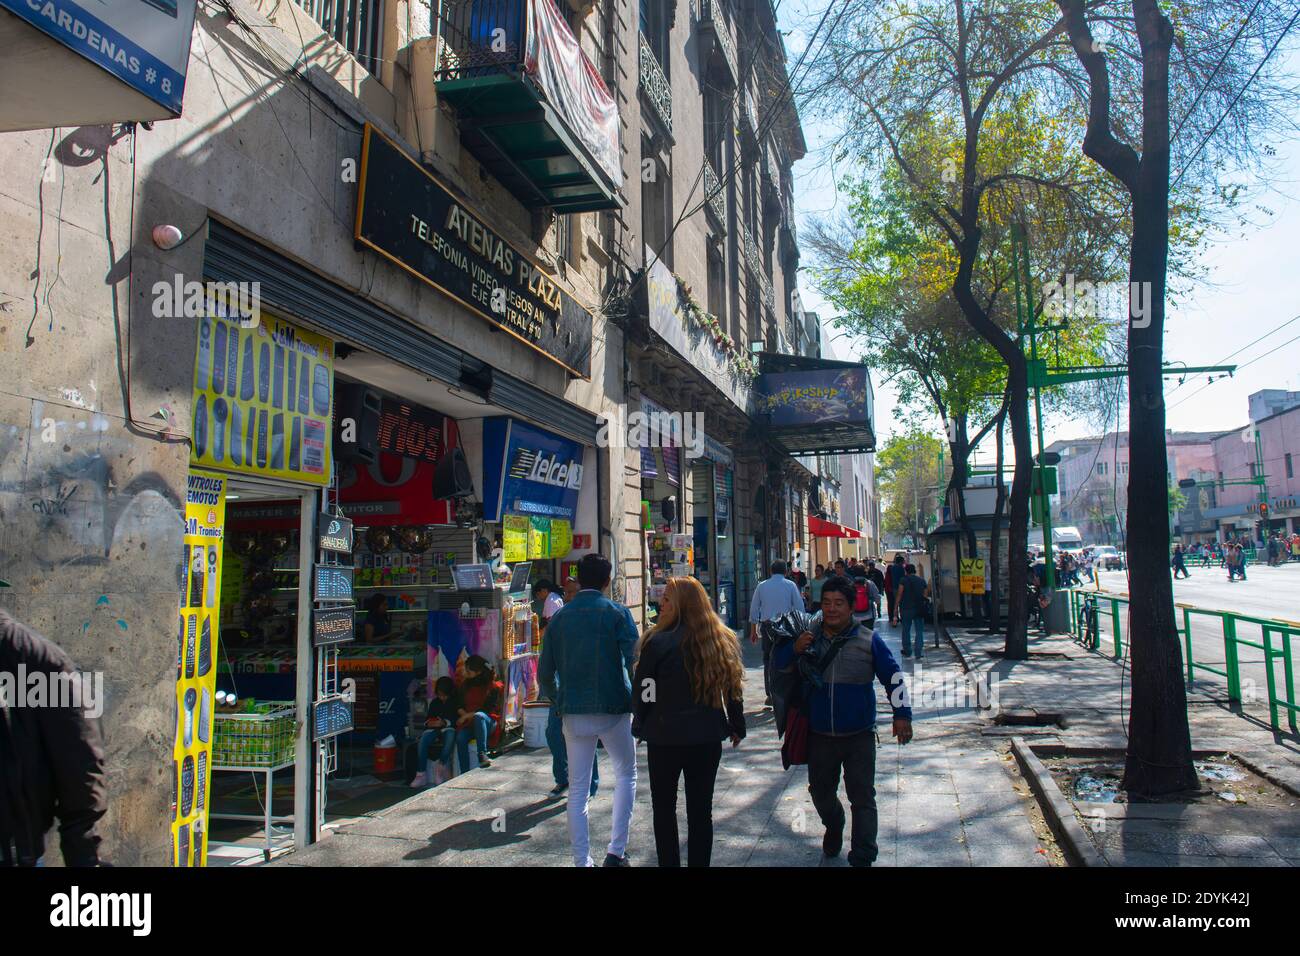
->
[[354, 124, 593, 377]]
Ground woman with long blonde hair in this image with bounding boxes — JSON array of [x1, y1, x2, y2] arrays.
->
[[632, 576, 745, 866]]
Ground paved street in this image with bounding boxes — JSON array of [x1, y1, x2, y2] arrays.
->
[[275, 621, 1054, 868], [1091, 564, 1300, 731]]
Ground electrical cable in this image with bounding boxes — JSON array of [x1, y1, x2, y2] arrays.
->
[[1171, 5, 1300, 190], [1168, 328, 1300, 411], [1165, 311, 1300, 399]]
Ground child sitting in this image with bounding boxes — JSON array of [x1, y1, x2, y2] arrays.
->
[[410, 676, 457, 788]]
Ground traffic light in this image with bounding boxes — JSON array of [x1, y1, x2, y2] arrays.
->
[[1259, 501, 1269, 518]]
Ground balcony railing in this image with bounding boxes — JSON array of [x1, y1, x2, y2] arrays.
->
[[296, 0, 385, 76], [697, 0, 738, 87], [703, 157, 727, 231], [639, 32, 673, 133], [434, 0, 622, 212]]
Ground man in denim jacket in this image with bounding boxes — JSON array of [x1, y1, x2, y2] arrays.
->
[[775, 576, 912, 867], [539, 553, 638, 867]]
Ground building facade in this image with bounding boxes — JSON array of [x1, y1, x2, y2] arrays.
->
[[0, 0, 872, 864]]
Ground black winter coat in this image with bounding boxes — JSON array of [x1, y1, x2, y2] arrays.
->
[[0, 611, 107, 866]]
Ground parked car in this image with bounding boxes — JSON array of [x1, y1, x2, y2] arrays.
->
[[1092, 545, 1124, 570]]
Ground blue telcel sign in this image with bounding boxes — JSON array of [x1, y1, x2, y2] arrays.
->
[[481, 418, 584, 522]]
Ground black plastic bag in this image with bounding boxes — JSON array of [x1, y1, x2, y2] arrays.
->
[[760, 610, 817, 737]]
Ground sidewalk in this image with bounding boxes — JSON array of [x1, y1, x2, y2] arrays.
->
[[274, 620, 1054, 867], [946, 623, 1300, 866]]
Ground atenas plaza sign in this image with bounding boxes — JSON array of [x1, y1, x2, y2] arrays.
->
[[354, 124, 593, 377]]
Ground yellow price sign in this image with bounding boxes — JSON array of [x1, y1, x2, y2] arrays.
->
[[959, 558, 986, 595], [502, 515, 528, 563]]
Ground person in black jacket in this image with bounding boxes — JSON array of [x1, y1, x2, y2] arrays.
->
[[0, 609, 107, 866], [633, 576, 745, 867]]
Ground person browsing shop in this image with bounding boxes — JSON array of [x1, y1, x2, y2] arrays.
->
[[363, 593, 392, 642]]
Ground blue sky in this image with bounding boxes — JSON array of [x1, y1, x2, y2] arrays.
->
[[779, 3, 1300, 457]]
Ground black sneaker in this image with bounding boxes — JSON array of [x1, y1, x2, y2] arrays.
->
[[823, 827, 843, 858], [550, 783, 568, 797], [603, 852, 631, 867]]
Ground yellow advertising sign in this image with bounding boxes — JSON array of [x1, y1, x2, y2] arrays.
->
[[549, 518, 572, 558], [959, 558, 986, 595], [527, 516, 550, 559], [191, 300, 333, 485], [172, 470, 227, 866], [503, 514, 528, 563]]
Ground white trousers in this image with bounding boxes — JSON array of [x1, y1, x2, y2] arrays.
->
[[563, 712, 637, 867]]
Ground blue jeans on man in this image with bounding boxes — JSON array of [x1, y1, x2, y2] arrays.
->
[[900, 612, 925, 658], [547, 706, 598, 795]]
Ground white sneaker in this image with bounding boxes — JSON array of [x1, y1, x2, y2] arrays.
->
[[409, 772, 428, 789]]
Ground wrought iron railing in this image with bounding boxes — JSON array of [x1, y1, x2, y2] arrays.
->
[[639, 32, 673, 133], [433, 0, 527, 79], [296, 0, 385, 76], [703, 157, 727, 229], [698, 0, 738, 84]]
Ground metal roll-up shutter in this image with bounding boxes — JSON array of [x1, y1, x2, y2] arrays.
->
[[203, 221, 600, 446]]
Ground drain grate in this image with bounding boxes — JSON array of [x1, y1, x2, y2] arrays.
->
[[994, 711, 1066, 728], [985, 650, 1069, 660]]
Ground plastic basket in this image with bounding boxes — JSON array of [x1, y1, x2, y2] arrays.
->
[[212, 701, 297, 768]]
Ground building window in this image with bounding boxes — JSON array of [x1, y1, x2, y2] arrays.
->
[[707, 243, 727, 327], [641, 143, 672, 268], [640, 0, 670, 73], [1096, 462, 1107, 476], [554, 213, 574, 265], [1287, 453, 1294, 479], [703, 88, 727, 177]]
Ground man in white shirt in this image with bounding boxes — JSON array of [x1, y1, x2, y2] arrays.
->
[[534, 580, 565, 629], [748, 561, 805, 706]]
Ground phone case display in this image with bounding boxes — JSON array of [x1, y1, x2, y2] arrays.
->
[[220, 527, 301, 649], [190, 304, 333, 485], [172, 470, 227, 867]]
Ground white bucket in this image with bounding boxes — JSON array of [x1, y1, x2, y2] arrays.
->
[[522, 701, 550, 748]]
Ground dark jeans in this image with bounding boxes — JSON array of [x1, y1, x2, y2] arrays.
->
[[807, 729, 878, 866], [647, 741, 723, 867]]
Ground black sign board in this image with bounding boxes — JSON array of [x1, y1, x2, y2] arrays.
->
[[313, 697, 355, 739], [315, 565, 354, 602], [313, 607, 356, 646], [318, 513, 354, 554], [355, 124, 592, 378]]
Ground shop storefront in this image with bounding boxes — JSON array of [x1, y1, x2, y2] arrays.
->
[[170, 126, 607, 861]]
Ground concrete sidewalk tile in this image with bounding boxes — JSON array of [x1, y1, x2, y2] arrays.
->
[[960, 815, 1040, 845], [1204, 834, 1282, 857], [967, 843, 1050, 866], [1265, 836, 1300, 859], [1099, 829, 1217, 856]]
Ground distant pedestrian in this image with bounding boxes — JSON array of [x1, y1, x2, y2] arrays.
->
[[884, 554, 906, 626], [538, 554, 638, 867], [774, 577, 912, 867], [748, 561, 804, 707], [633, 577, 745, 867], [0, 610, 107, 866], [807, 564, 828, 612], [1172, 543, 1189, 579], [865, 560, 885, 618], [896, 564, 930, 659]]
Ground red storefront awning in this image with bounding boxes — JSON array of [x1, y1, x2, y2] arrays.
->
[[809, 516, 861, 539]]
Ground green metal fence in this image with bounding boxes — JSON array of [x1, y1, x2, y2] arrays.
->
[[1068, 587, 1300, 735]]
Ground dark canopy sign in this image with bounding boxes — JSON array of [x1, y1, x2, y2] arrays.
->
[[757, 355, 875, 455], [354, 124, 592, 377]]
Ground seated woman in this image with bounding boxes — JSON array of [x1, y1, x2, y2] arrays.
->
[[454, 655, 503, 770], [410, 676, 457, 788]]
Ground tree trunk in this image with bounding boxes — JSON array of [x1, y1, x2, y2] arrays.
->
[[1121, 0, 1197, 797], [988, 399, 1008, 634]]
